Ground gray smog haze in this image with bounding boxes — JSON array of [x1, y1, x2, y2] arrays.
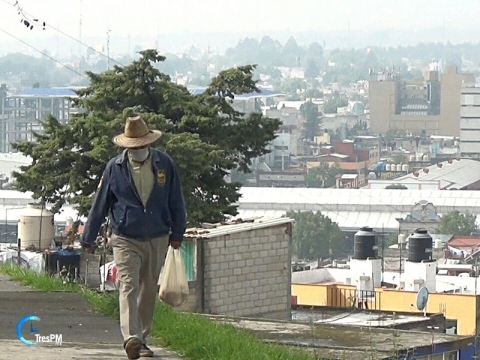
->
[[0, 0, 479, 55]]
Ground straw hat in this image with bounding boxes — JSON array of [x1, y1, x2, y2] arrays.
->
[[113, 116, 162, 148]]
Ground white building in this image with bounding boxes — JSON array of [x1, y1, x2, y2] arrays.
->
[[460, 84, 480, 158]]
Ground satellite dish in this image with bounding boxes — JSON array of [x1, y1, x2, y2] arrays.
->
[[416, 287, 429, 315]]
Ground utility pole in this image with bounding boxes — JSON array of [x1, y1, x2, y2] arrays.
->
[[381, 224, 385, 281], [107, 29, 111, 70], [79, 0, 82, 63]]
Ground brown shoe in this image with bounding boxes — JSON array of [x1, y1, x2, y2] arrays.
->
[[124, 337, 142, 360], [139, 343, 154, 357]]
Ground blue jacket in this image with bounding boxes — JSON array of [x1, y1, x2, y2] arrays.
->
[[82, 149, 187, 245]]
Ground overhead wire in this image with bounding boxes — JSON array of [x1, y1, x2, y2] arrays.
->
[[0, 0, 124, 68], [0, 26, 86, 78]]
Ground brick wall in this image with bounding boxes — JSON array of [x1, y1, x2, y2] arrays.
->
[[201, 223, 292, 319]]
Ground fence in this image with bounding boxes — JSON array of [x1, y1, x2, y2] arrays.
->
[[327, 286, 382, 310]]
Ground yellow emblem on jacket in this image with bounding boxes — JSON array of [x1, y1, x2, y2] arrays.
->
[[157, 170, 166, 186]]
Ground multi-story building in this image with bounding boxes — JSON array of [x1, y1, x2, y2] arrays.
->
[[0, 88, 79, 152], [369, 66, 474, 136], [460, 84, 480, 158]]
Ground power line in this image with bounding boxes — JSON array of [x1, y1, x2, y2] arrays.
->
[[1, 0, 124, 67], [0, 26, 86, 78]]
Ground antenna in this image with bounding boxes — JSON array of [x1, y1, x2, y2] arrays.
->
[[416, 286, 429, 317]]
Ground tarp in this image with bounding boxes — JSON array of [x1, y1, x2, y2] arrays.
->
[[0, 249, 45, 273]]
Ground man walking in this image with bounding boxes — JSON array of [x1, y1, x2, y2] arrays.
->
[[81, 115, 187, 359]]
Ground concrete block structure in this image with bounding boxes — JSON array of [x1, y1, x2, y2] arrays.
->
[[79, 253, 114, 289], [179, 217, 294, 320]]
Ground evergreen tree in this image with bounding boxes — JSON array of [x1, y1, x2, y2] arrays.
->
[[300, 101, 321, 141], [12, 50, 281, 225]]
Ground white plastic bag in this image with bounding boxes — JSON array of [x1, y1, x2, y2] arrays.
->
[[158, 247, 189, 307]]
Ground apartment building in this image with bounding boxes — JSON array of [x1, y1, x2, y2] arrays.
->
[[369, 66, 474, 136], [460, 84, 480, 158], [0, 88, 78, 152]]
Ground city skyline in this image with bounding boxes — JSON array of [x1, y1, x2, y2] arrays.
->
[[0, 0, 480, 57]]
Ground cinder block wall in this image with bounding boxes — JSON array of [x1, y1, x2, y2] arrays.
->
[[79, 253, 114, 289], [176, 281, 198, 312], [202, 224, 292, 319]]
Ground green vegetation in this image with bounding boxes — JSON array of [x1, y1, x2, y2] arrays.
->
[[385, 184, 408, 190], [306, 162, 341, 188], [323, 91, 348, 114], [287, 211, 348, 259], [300, 101, 322, 141], [12, 50, 281, 225], [0, 264, 320, 360], [437, 210, 479, 236]]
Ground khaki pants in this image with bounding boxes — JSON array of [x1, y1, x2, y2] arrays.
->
[[111, 233, 169, 343]]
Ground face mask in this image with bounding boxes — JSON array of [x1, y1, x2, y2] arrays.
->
[[128, 147, 149, 162]]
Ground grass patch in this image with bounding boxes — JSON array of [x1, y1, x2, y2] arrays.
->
[[0, 264, 321, 360]]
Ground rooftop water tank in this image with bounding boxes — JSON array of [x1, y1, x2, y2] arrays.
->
[[408, 228, 433, 262], [396, 164, 402, 171], [18, 203, 54, 250], [353, 226, 377, 260], [398, 234, 406, 244], [402, 164, 409, 172], [386, 164, 391, 171]]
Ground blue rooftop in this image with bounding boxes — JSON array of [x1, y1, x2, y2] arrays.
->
[[16, 88, 77, 97]]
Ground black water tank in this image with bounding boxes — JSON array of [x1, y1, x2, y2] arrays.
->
[[408, 228, 433, 262], [353, 226, 377, 260]]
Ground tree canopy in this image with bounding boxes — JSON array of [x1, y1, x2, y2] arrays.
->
[[306, 162, 341, 188], [287, 211, 347, 259], [437, 211, 478, 236], [12, 50, 281, 226], [300, 101, 321, 141]]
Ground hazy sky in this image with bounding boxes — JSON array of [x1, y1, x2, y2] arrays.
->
[[0, 0, 479, 47]]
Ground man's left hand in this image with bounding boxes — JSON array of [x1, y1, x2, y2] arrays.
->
[[169, 241, 181, 249]]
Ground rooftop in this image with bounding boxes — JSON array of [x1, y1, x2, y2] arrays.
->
[[13, 88, 77, 98], [448, 236, 480, 249], [395, 159, 480, 190], [208, 315, 472, 360], [237, 187, 480, 231], [184, 217, 293, 239]]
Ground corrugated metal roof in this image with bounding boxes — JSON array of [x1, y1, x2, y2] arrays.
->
[[237, 187, 480, 232], [184, 217, 293, 239], [448, 236, 480, 248], [236, 209, 480, 233], [395, 159, 480, 189], [15, 88, 77, 97]]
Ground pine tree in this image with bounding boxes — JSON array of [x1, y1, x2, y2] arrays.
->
[[12, 50, 281, 225]]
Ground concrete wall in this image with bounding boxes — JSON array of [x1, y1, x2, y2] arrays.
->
[[201, 224, 292, 319], [292, 267, 350, 284], [79, 253, 114, 289], [292, 283, 478, 335]]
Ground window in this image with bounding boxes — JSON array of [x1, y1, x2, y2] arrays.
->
[[415, 351, 458, 360]]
